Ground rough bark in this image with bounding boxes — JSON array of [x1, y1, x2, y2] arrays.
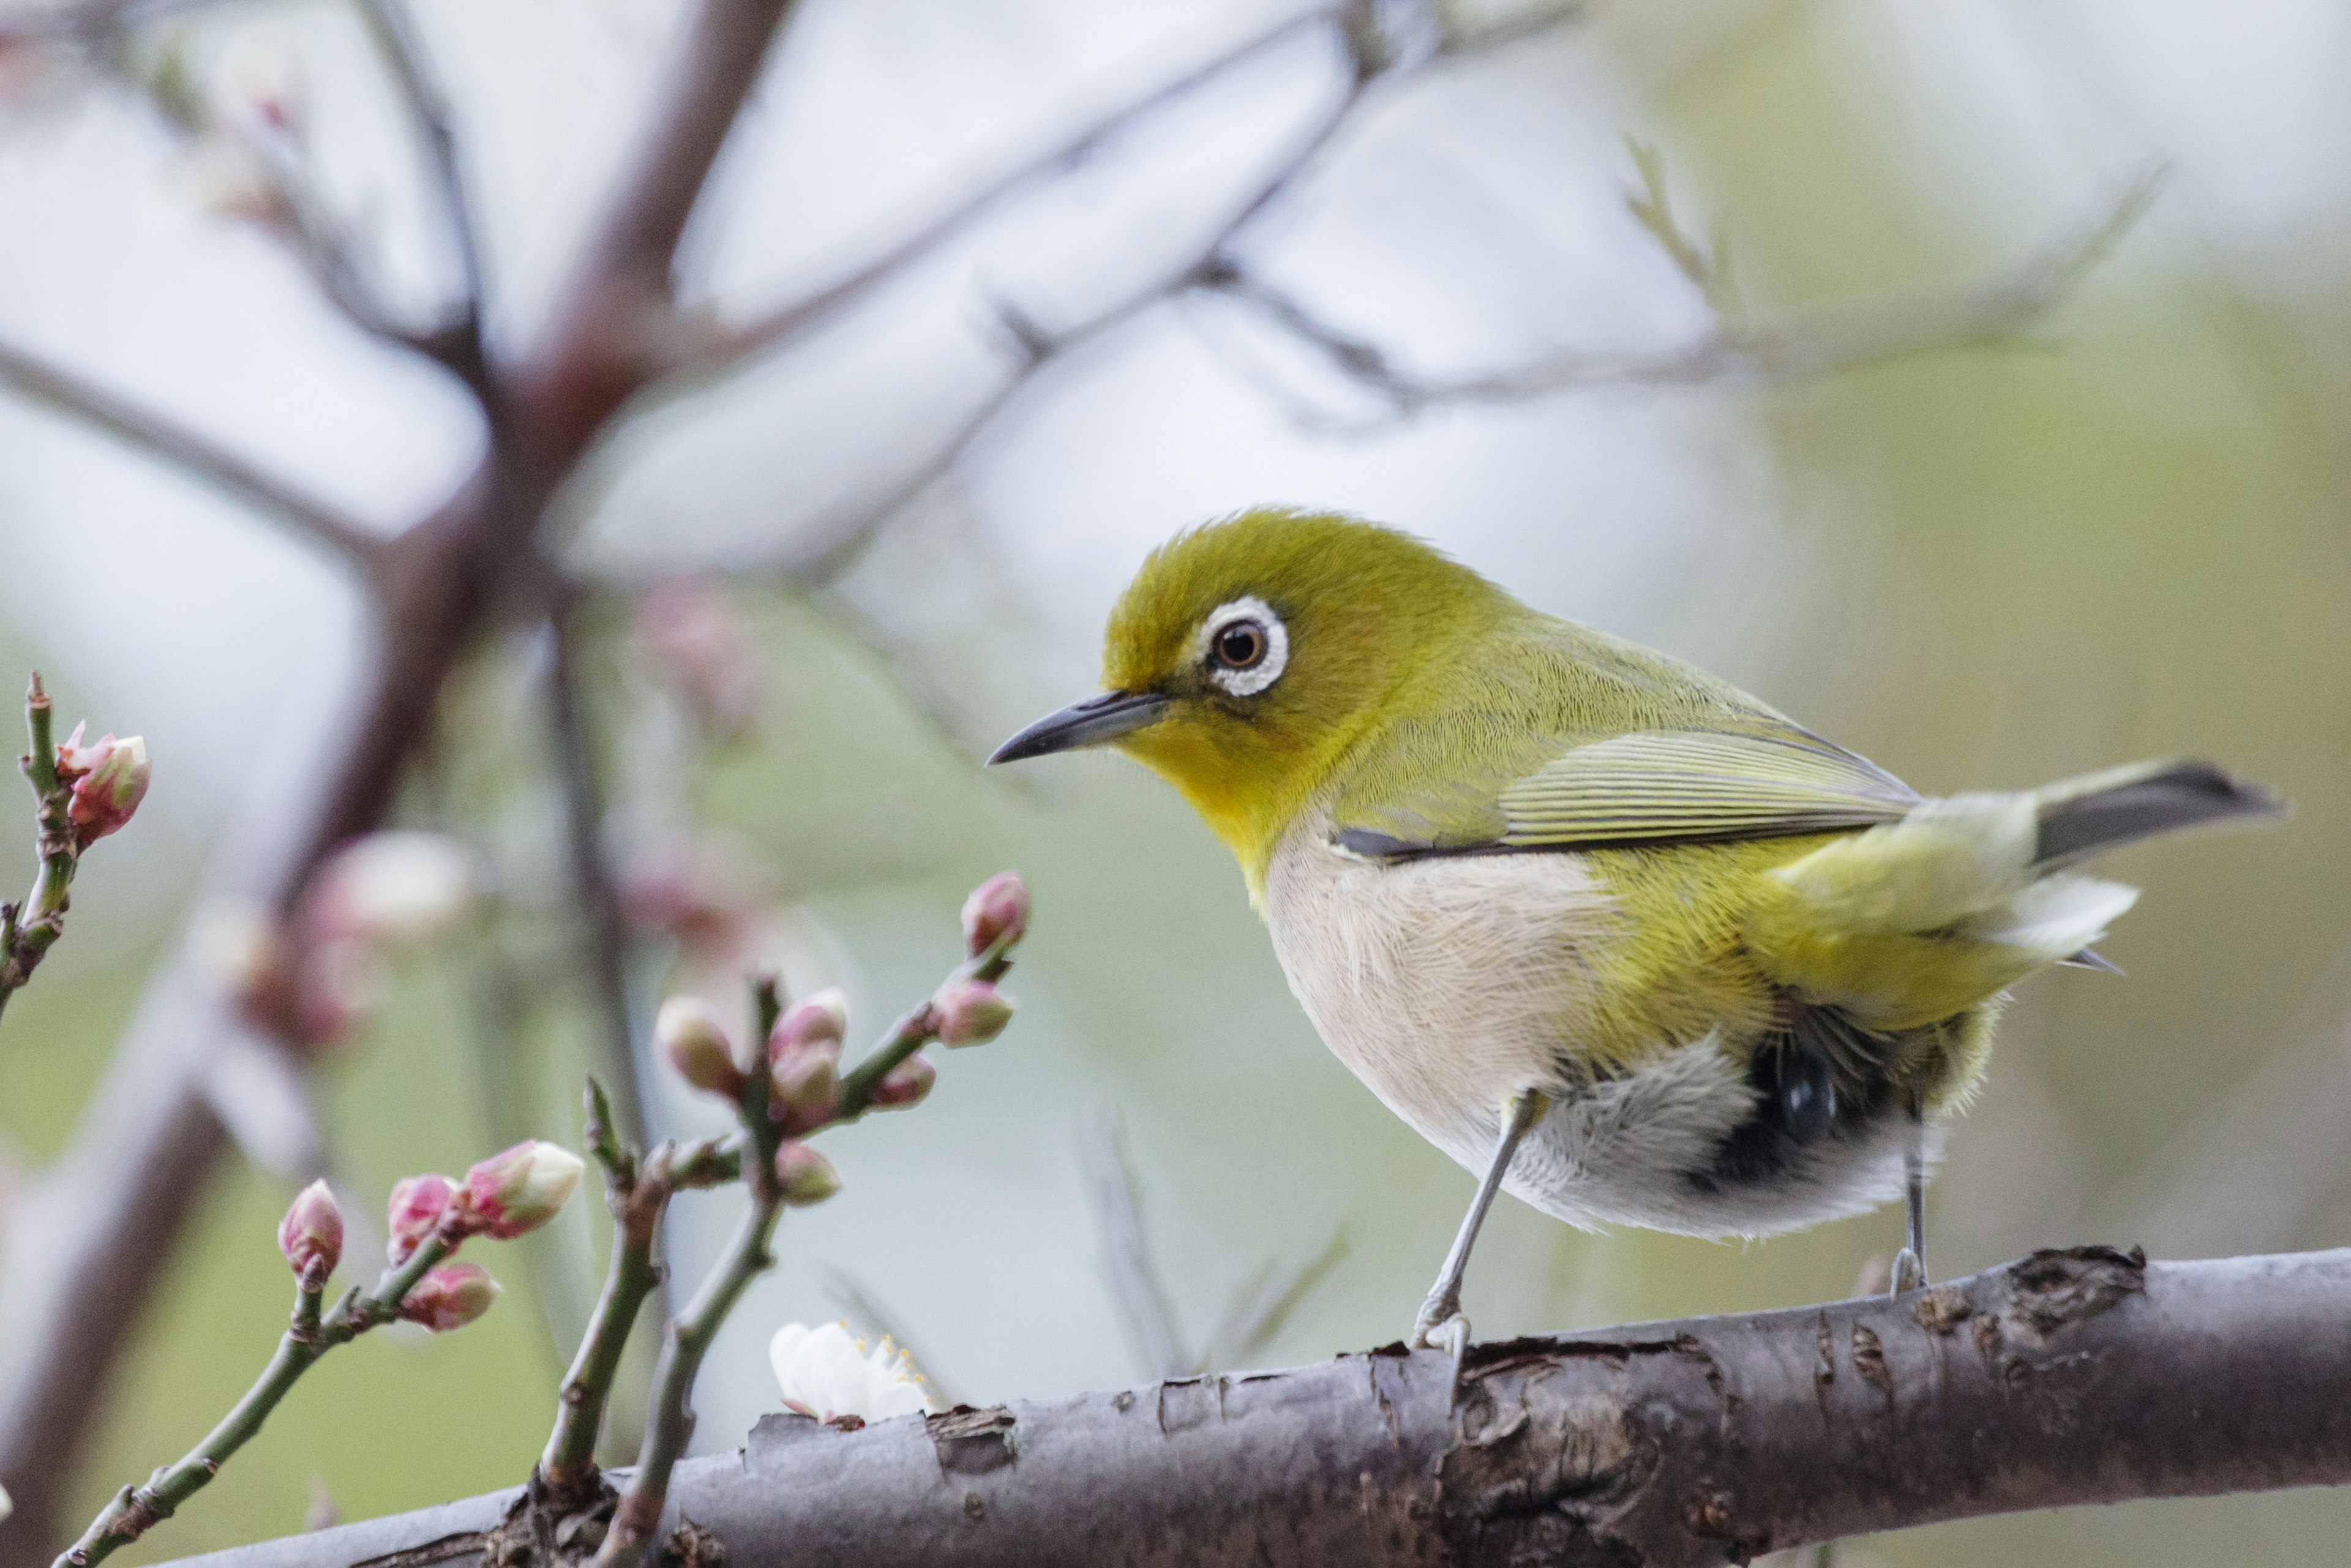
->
[[149, 1247, 2351, 1568]]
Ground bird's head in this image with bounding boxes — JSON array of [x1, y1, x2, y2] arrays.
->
[[990, 508, 1510, 888]]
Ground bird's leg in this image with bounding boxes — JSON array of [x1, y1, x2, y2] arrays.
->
[[1411, 1087, 1549, 1362], [1889, 1089, 1927, 1296]]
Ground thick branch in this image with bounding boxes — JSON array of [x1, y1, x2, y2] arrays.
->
[[0, 339, 383, 574], [148, 1248, 2351, 1568]]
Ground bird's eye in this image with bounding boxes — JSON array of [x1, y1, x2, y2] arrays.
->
[[1196, 596, 1289, 697], [1213, 621, 1268, 670]]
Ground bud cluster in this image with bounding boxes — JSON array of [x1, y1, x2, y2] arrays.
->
[[645, 873, 1033, 1216], [268, 1139, 585, 1337]]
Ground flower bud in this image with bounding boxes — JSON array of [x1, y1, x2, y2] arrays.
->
[[460, 1140, 585, 1240], [54, 725, 149, 847], [869, 1052, 934, 1110], [398, 1261, 500, 1332], [774, 1141, 841, 1207], [655, 996, 743, 1097], [932, 978, 1014, 1048], [769, 1038, 841, 1137], [277, 1179, 342, 1282], [960, 872, 1029, 958], [386, 1172, 453, 1263], [767, 988, 847, 1059]]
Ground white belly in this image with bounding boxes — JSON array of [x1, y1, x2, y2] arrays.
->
[[1261, 812, 1922, 1238]]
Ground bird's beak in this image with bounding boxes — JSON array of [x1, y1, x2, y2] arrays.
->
[[988, 690, 1171, 765]]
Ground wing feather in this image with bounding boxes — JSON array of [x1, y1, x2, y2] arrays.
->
[[1337, 728, 1918, 859]]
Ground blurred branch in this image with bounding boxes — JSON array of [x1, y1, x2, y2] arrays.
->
[[680, 2, 1343, 378], [750, 13, 1387, 587], [0, 0, 804, 1550], [544, 594, 647, 1146], [1202, 162, 2170, 428], [138, 1247, 2351, 1568], [1079, 1115, 1186, 1379], [0, 338, 383, 574], [353, 0, 493, 396]]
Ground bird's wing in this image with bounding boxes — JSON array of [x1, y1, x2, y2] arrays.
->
[[1331, 726, 1919, 859]]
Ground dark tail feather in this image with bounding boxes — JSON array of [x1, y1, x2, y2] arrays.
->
[[2033, 759, 2286, 868]]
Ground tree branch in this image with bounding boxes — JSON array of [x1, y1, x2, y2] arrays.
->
[[1202, 163, 2170, 428], [353, 0, 493, 396], [0, 338, 384, 575], [144, 1247, 2351, 1568]]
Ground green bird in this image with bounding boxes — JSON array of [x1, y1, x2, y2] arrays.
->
[[989, 508, 2282, 1354]]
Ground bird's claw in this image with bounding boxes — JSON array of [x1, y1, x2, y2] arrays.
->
[[1410, 1298, 1470, 1365], [1889, 1247, 1927, 1297]]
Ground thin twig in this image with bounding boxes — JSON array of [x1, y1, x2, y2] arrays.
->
[[545, 595, 648, 1147], [353, 0, 493, 396], [683, 2, 1346, 377], [539, 1078, 739, 1500], [54, 1228, 460, 1568], [597, 975, 788, 1568], [0, 677, 75, 1024], [0, 340, 383, 574], [744, 14, 1379, 588], [1204, 162, 2172, 429]]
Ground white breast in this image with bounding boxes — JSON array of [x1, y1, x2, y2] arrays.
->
[[1261, 810, 1919, 1238]]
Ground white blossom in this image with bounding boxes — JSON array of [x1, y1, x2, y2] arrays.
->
[[769, 1321, 939, 1423]]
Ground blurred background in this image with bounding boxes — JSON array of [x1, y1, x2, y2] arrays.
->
[[0, 0, 2346, 1562]]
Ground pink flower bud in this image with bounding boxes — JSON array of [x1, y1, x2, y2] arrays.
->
[[767, 988, 847, 1060], [768, 1037, 842, 1136], [386, 1173, 454, 1263], [54, 725, 149, 847], [932, 978, 1014, 1048], [774, 1141, 841, 1207], [277, 1179, 342, 1281], [459, 1140, 585, 1240], [655, 997, 743, 1097], [960, 872, 1029, 958], [869, 1052, 935, 1110], [398, 1261, 500, 1332]]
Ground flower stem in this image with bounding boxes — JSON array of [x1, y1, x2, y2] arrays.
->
[[595, 1185, 783, 1568], [542, 1081, 744, 1496], [53, 1234, 456, 1568], [0, 674, 81, 1021]]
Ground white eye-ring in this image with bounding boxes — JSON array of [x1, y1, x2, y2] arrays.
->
[[1193, 596, 1288, 697]]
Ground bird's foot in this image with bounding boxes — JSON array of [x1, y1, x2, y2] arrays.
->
[[1889, 1247, 1927, 1297], [1409, 1294, 1469, 1364]]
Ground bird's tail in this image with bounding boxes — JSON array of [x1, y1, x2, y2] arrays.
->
[[2030, 759, 2284, 868], [1745, 759, 2282, 1031]]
